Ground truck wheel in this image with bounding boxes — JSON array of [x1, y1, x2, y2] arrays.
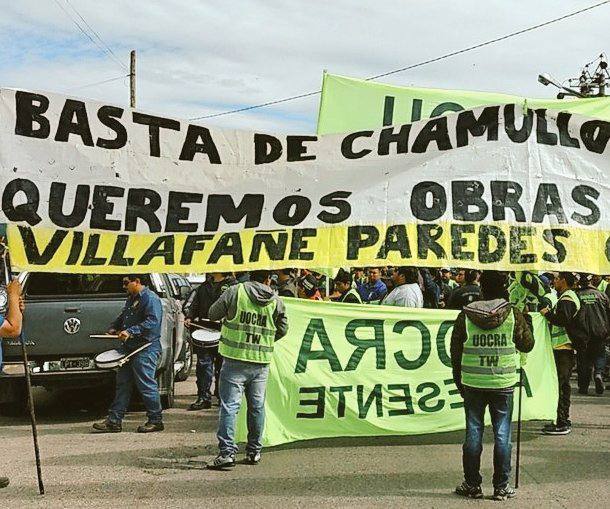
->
[[174, 340, 193, 382]]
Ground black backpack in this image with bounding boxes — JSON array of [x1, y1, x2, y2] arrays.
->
[[573, 287, 610, 347]]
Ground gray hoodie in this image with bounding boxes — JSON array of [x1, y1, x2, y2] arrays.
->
[[208, 281, 288, 340]]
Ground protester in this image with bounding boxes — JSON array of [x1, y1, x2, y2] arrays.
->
[[539, 272, 580, 434], [573, 274, 610, 395], [381, 267, 395, 293], [446, 269, 481, 310], [352, 267, 366, 286], [274, 268, 298, 298], [508, 271, 550, 312], [208, 270, 288, 468], [333, 269, 363, 303], [0, 279, 24, 490], [590, 273, 610, 300], [356, 267, 388, 304], [298, 274, 323, 300], [451, 271, 534, 501], [420, 268, 441, 308], [185, 272, 237, 410], [382, 267, 423, 308], [93, 275, 164, 433]]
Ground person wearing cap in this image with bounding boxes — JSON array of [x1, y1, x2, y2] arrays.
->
[[451, 271, 534, 501], [382, 267, 423, 308], [298, 274, 322, 301], [539, 272, 580, 435], [447, 269, 481, 310], [207, 270, 288, 468], [333, 270, 362, 303], [356, 267, 388, 304], [274, 268, 298, 298]]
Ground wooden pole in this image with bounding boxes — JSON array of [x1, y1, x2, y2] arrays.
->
[[130, 50, 136, 108]]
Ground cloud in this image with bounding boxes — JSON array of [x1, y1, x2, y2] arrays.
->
[[1, 0, 608, 132]]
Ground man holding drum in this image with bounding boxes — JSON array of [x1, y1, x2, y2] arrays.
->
[[92, 275, 164, 434], [207, 270, 288, 468]]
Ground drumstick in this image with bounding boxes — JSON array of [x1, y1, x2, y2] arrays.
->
[[89, 334, 121, 339], [186, 322, 219, 330]]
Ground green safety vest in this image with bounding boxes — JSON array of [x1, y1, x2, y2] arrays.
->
[[219, 285, 278, 364], [462, 310, 518, 389], [508, 280, 528, 312], [447, 280, 458, 289], [598, 280, 608, 293], [550, 289, 580, 349], [342, 288, 363, 303]]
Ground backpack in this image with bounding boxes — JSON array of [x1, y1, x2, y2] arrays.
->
[[572, 287, 610, 348]]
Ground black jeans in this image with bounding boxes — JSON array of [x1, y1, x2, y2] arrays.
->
[[553, 349, 575, 426], [462, 388, 514, 489], [577, 343, 607, 392]]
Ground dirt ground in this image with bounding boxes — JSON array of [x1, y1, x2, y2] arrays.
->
[[1, 374, 608, 508]]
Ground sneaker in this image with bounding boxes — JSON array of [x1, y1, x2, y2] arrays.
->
[[455, 481, 484, 499], [188, 398, 212, 411], [493, 486, 516, 501], [207, 453, 236, 470], [137, 421, 164, 433], [542, 422, 556, 432], [245, 451, 261, 465], [92, 420, 122, 433], [542, 424, 571, 435], [0, 477, 9, 489], [594, 374, 604, 395]]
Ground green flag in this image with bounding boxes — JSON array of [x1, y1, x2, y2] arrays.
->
[[317, 72, 610, 135], [237, 299, 556, 447]]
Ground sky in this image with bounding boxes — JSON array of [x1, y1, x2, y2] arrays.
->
[[0, 0, 608, 133]]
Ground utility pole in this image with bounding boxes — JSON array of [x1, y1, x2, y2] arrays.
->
[[538, 54, 609, 99], [130, 50, 136, 108]]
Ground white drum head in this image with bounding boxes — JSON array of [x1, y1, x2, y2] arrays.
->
[[192, 328, 221, 344], [95, 349, 125, 369]]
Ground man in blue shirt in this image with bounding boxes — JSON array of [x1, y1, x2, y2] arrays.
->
[[356, 267, 388, 304], [92, 275, 164, 434]]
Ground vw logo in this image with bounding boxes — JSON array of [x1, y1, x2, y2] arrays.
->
[[63, 317, 81, 335]]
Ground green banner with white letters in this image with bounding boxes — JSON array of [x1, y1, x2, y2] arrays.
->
[[237, 299, 557, 447]]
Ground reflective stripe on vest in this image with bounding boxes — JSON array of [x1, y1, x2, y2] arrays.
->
[[462, 310, 518, 389], [219, 284, 277, 364], [550, 289, 580, 349]]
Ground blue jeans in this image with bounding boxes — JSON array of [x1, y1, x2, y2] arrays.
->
[[108, 347, 163, 424], [462, 388, 513, 489], [196, 350, 218, 402], [217, 358, 269, 456]]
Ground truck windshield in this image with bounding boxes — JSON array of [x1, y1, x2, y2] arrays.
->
[[25, 274, 152, 297]]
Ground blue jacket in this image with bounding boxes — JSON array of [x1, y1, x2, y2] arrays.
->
[[357, 280, 388, 303], [111, 287, 163, 352]]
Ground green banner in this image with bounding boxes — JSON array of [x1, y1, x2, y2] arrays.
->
[[317, 72, 610, 135], [236, 299, 557, 447]]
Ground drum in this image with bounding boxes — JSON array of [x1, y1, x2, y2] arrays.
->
[[94, 343, 150, 370], [191, 327, 220, 350]]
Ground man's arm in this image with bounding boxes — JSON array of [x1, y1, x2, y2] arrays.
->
[[209, 285, 238, 322], [0, 280, 22, 338], [109, 302, 128, 333], [543, 298, 578, 328], [513, 308, 535, 353], [125, 293, 162, 340], [273, 297, 289, 340], [450, 312, 467, 394]]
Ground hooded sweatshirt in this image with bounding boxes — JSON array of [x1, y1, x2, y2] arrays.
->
[[208, 281, 288, 340], [450, 298, 534, 393]]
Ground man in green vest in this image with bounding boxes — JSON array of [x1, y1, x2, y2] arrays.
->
[[207, 270, 288, 469], [539, 272, 580, 435], [451, 271, 534, 501], [333, 269, 363, 303]]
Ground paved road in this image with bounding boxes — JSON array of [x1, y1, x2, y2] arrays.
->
[[1, 375, 608, 508]]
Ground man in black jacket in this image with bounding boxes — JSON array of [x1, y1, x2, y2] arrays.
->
[[274, 268, 298, 298], [185, 272, 237, 410], [572, 275, 610, 395], [447, 269, 482, 310]]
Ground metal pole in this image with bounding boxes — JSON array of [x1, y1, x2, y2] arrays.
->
[[515, 367, 524, 489], [130, 50, 136, 108]]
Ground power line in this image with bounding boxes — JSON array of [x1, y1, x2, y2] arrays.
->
[[53, 0, 127, 72], [67, 74, 129, 92], [64, 0, 127, 72], [190, 0, 610, 121]]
